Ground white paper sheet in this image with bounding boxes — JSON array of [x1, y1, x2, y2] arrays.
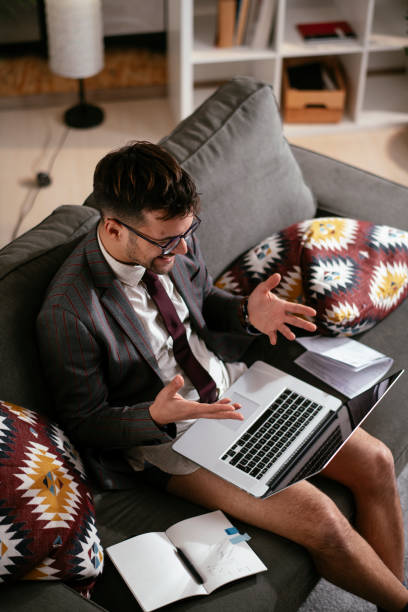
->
[[296, 335, 387, 370], [295, 350, 393, 398], [167, 510, 266, 593], [107, 532, 205, 611]]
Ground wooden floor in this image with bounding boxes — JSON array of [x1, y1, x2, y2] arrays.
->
[[0, 93, 407, 249], [289, 125, 408, 189]]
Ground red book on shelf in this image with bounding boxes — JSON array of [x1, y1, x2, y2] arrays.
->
[[296, 21, 357, 43]]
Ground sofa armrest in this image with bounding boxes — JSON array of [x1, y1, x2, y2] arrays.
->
[[291, 145, 408, 228], [2, 582, 108, 612]]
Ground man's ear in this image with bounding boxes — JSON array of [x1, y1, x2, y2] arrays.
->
[[103, 217, 123, 241]]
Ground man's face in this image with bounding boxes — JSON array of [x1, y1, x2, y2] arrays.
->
[[116, 209, 194, 274]]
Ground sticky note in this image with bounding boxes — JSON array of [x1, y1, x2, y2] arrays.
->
[[225, 526, 239, 535], [229, 533, 251, 544]]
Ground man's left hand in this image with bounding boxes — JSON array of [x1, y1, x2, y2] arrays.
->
[[247, 273, 317, 345]]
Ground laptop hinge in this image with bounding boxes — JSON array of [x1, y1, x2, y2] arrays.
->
[[262, 410, 338, 498]]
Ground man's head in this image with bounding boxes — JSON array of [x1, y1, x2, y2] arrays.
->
[[94, 141, 200, 274]]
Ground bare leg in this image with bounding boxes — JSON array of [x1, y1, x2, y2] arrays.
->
[[167, 464, 408, 611], [321, 428, 405, 582]]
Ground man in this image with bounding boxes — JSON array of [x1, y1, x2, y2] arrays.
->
[[37, 142, 407, 612]]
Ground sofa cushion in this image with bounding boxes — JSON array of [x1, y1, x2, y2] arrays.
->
[[0, 205, 99, 417], [160, 77, 316, 279], [0, 400, 103, 596], [216, 217, 408, 336]]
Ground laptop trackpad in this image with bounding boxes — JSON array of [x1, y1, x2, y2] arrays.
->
[[222, 392, 260, 431]]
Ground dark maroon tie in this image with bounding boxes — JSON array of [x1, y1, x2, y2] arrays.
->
[[143, 270, 218, 403]]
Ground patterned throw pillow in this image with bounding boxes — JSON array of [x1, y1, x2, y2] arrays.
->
[[0, 401, 104, 597], [216, 218, 408, 336]]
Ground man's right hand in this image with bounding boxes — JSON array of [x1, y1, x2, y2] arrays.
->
[[149, 375, 243, 426]]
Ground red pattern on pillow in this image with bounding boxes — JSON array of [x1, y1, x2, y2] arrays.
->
[[0, 401, 103, 597], [215, 218, 408, 336]]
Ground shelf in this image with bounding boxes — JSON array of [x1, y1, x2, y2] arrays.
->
[[168, 0, 408, 130], [369, 34, 408, 52], [192, 13, 276, 64], [283, 115, 356, 136], [282, 2, 365, 57], [285, 71, 408, 133], [359, 72, 408, 126], [281, 41, 364, 58], [369, 0, 408, 51], [193, 46, 276, 64]]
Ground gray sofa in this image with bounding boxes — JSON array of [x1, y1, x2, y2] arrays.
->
[[1, 77, 407, 612]]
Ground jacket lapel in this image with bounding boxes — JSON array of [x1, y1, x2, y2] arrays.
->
[[85, 231, 162, 379], [170, 256, 205, 331]]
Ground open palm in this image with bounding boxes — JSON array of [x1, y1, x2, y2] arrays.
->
[[247, 273, 317, 345]]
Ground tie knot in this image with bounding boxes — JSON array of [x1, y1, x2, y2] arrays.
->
[[143, 269, 157, 281], [143, 269, 160, 292]]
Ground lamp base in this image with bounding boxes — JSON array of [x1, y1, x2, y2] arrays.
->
[[64, 102, 104, 128]]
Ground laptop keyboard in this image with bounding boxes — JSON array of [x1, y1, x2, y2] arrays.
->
[[221, 388, 323, 480]]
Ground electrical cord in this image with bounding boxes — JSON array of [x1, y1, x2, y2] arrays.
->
[[11, 126, 71, 240]]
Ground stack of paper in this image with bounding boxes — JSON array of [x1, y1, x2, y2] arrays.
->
[[295, 336, 393, 398]]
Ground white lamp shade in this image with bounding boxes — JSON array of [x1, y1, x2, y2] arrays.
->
[[45, 0, 104, 79]]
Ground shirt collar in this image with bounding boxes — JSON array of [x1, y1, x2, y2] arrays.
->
[[97, 228, 146, 287]]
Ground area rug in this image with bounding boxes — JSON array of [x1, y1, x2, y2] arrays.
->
[[0, 46, 166, 98]]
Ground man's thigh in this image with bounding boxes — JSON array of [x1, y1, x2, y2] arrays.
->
[[167, 467, 349, 549], [320, 427, 393, 489]]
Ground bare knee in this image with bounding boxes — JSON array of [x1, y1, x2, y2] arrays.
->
[[360, 439, 396, 496], [372, 440, 395, 479], [301, 499, 354, 558]]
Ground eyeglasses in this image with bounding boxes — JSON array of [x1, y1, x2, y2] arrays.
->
[[110, 215, 201, 256]]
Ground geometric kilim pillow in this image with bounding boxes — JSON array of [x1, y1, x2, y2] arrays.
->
[[0, 401, 104, 598], [215, 220, 305, 302], [300, 218, 408, 335], [215, 218, 408, 336]]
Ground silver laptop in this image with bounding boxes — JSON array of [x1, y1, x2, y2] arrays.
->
[[173, 361, 403, 498]]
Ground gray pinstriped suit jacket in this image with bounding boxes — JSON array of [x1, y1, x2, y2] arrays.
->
[[36, 224, 253, 488]]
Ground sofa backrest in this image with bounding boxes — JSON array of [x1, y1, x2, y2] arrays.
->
[[0, 205, 99, 414], [0, 77, 315, 414], [160, 76, 316, 278]]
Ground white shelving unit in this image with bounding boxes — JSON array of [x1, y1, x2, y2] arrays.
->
[[167, 0, 408, 133]]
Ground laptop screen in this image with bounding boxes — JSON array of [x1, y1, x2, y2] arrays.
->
[[266, 369, 404, 496], [345, 370, 403, 428]]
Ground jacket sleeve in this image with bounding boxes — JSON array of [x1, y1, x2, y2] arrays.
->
[[36, 306, 175, 450]]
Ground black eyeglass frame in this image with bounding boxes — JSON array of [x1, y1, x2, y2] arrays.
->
[[109, 215, 201, 256]]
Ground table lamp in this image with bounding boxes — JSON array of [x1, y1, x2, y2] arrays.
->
[[44, 0, 105, 128]]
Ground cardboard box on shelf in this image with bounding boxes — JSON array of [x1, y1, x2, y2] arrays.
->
[[282, 57, 346, 123]]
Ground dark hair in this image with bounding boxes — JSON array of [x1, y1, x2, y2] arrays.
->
[[93, 141, 200, 222]]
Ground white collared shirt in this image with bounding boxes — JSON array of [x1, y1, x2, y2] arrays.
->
[[97, 231, 247, 474]]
